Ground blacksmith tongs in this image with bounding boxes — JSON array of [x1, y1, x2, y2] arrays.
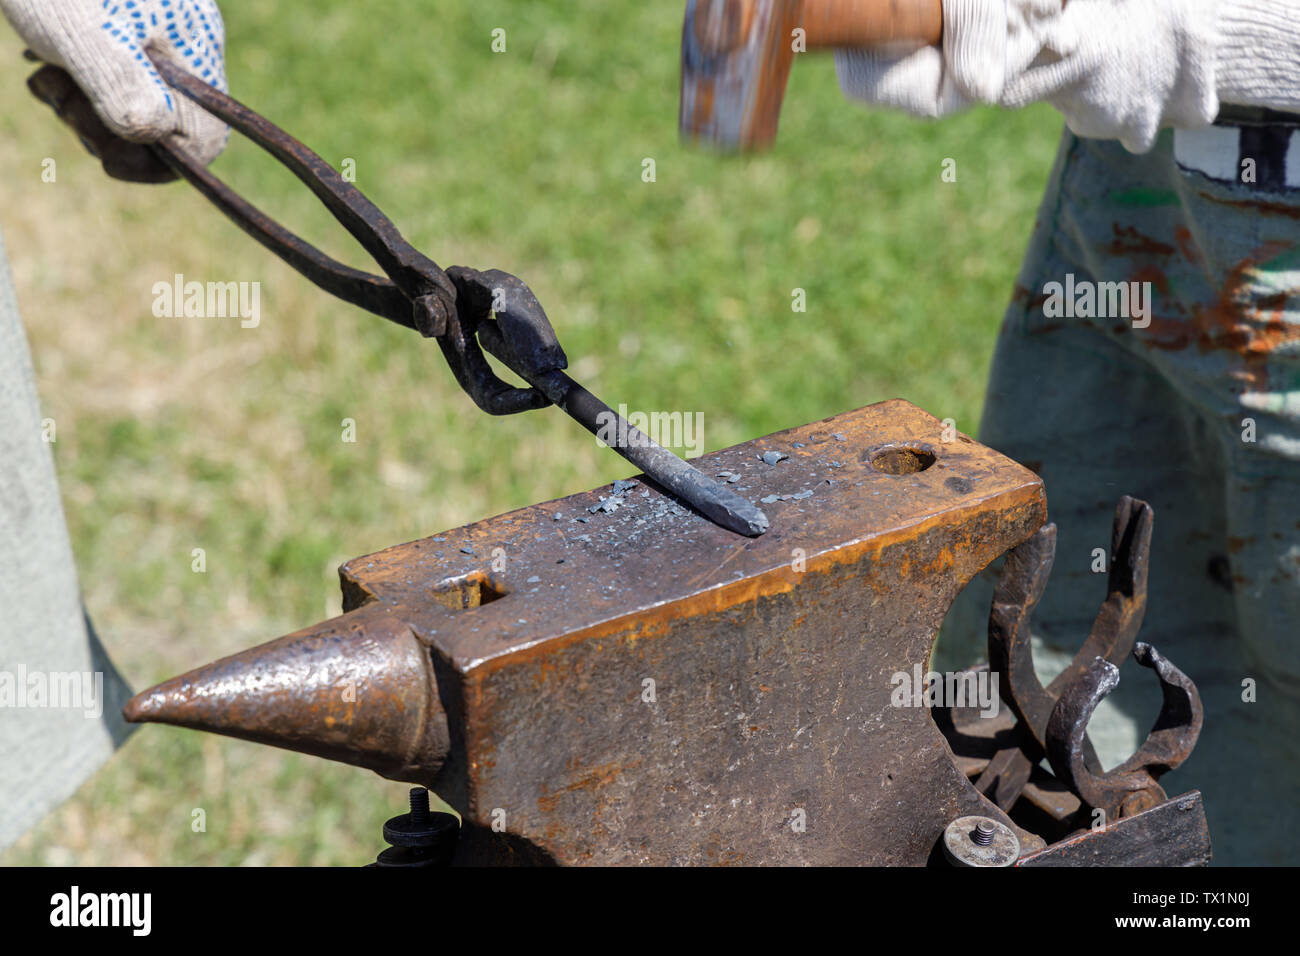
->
[[138, 53, 769, 537]]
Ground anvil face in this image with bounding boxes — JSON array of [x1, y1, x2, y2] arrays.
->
[[129, 400, 1047, 865]]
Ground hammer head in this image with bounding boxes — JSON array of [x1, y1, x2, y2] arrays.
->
[[680, 0, 803, 152]]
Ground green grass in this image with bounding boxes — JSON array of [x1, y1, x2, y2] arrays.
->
[[0, 0, 1062, 864]]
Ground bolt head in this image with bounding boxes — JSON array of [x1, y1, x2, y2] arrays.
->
[[942, 816, 1020, 867], [413, 293, 449, 338]]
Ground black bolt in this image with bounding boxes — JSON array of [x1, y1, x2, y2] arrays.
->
[[373, 787, 460, 867], [409, 787, 431, 825], [972, 820, 996, 846]]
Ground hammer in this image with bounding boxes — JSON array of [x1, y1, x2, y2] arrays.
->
[[680, 0, 944, 151]]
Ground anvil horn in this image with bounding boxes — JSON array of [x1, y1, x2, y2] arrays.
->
[[124, 602, 450, 785]]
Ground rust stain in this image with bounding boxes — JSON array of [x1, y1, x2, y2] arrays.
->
[[1198, 190, 1300, 220], [1108, 223, 1176, 258], [1134, 242, 1300, 388], [536, 758, 643, 815], [921, 546, 956, 576], [1012, 282, 1051, 313], [1132, 265, 1171, 297], [1174, 226, 1204, 268], [529, 648, 571, 693]]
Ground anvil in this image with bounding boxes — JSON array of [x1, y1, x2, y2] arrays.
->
[[127, 400, 1055, 864]]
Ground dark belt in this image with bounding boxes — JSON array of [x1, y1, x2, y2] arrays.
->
[[1215, 104, 1300, 129], [1193, 105, 1300, 192]]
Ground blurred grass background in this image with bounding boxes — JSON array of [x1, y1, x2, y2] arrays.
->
[[1, 0, 1061, 864]]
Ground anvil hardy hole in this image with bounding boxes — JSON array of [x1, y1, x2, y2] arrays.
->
[[432, 571, 508, 611], [867, 443, 937, 475]]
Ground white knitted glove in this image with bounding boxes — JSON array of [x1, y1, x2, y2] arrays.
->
[[1, 0, 228, 176], [1215, 0, 1300, 115], [1001, 0, 1222, 153], [836, 0, 1226, 154], [835, 0, 1066, 118]]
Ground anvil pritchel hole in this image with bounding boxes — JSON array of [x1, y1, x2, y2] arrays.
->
[[867, 443, 938, 475], [432, 572, 508, 611]]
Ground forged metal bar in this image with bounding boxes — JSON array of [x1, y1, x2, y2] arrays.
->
[[475, 320, 770, 537], [126, 400, 1049, 865]]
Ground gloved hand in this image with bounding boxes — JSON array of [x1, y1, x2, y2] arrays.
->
[[834, 0, 1062, 119], [836, 0, 1224, 154], [0, 0, 229, 182]]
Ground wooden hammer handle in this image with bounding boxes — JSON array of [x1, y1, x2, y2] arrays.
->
[[803, 0, 943, 48]]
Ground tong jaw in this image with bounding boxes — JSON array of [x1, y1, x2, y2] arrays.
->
[[429, 267, 567, 417], [436, 267, 572, 416], [448, 268, 568, 378]]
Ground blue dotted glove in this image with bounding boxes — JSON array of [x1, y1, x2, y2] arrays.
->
[[1, 0, 229, 173]]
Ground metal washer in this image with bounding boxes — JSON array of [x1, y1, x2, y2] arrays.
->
[[943, 816, 1021, 867]]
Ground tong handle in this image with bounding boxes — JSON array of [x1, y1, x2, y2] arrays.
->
[[150, 136, 419, 331], [147, 51, 453, 336], [138, 55, 767, 532]]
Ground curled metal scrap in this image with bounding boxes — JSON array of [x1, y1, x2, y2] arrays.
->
[[1047, 642, 1204, 820], [976, 497, 1153, 810], [951, 494, 1203, 830]]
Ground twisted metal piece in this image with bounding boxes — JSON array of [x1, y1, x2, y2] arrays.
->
[[975, 497, 1154, 809], [1046, 642, 1204, 819]]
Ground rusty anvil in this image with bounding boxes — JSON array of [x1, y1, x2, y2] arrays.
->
[[125, 401, 1209, 865], [680, 0, 944, 151]]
